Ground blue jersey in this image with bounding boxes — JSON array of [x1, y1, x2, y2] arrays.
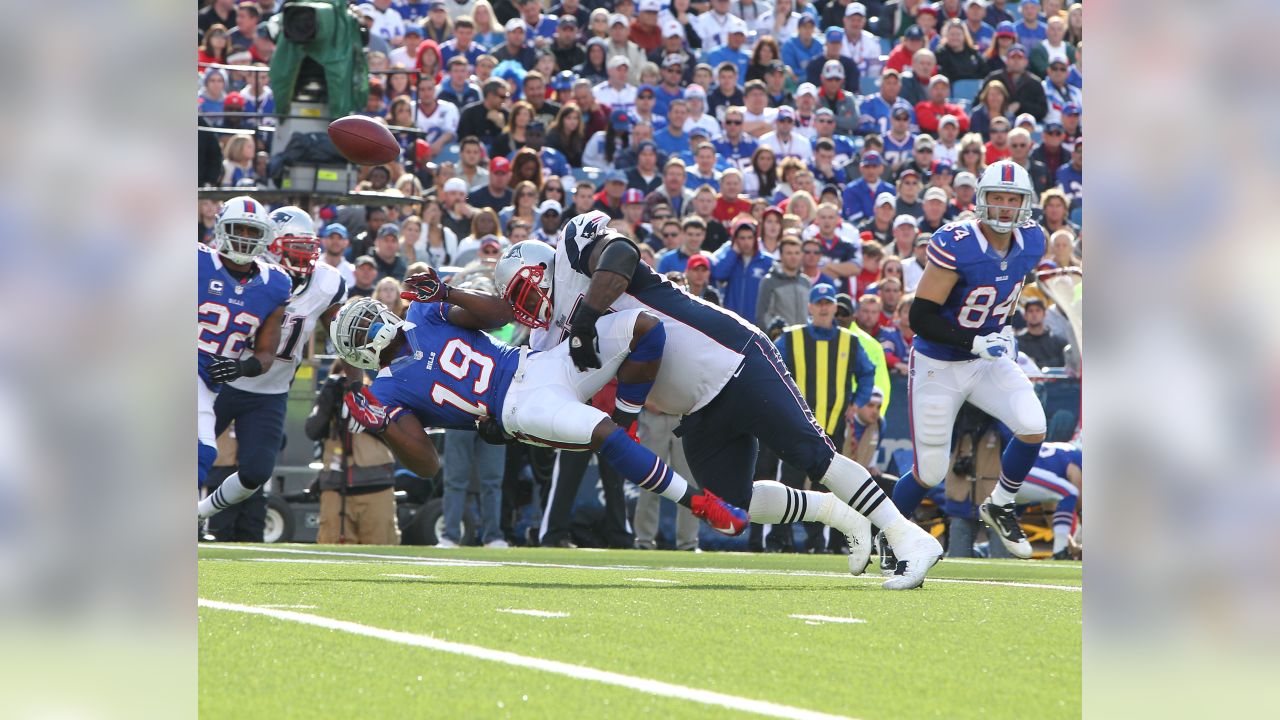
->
[[713, 136, 760, 172], [857, 94, 916, 135], [197, 244, 291, 389], [881, 133, 915, 169], [914, 218, 1046, 362], [1056, 164, 1082, 210], [1034, 442, 1082, 480], [368, 302, 523, 430], [822, 134, 860, 171]]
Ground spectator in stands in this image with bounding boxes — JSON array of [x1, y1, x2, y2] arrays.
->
[[756, 236, 810, 335], [350, 256, 379, 298], [469, 156, 515, 210], [984, 115, 1013, 163], [1018, 297, 1068, 369], [455, 209, 504, 260], [1030, 16, 1074, 79], [799, 237, 838, 288], [563, 180, 597, 223], [1007, 127, 1051, 193], [457, 79, 511, 152], [1041, 59, 1082, 125], [545, 105, 587, 168], [1049, 228, 1081, 269], [857, 68, 914, 135], [227, 2, 261, 53], [499, 180, 539, 233], [319, 224, 356, 286], [593, 170, 629, 218], [712, 218, 773, 322], [919, 186, 951, 234], [836, 3, 880, 78], [199, 24, 231, 68], [783, 14, 823, 79], [969, 79, 1009, 139], [654, 99, 692, 155], [955, 132, 985, 175], [841, 151, 892, 223], [806, 28, 859, 94], [707, 64, 745, 124], [412, 201, 462, 268], [198, 68, 230, 125], [624, 140, 662, 193], [1065, 3, 1082, 45], [706, 18, 753, 83], [492, 100, 534, 158], [899, 47, 936, 106], [885, 209, 917, 259], [878, 0, 924, 41], [738, 144, 775, 198], [980, 43, 1047, 121], [859, 192, 898, 246], [712, 169, 752, 223], [371, 224, 409, 281], [901, 232, 930, 291], [935, 18, 986, 81], [1039, 188, 1076, 236], [915, 75, 971, 136], [985, 0, 1016, 26], [689, 185, 730, 251], [854, 292, 885, 338], [984, 20, 1017, 73], [575, 37, 609, 85], [852, 239, 882, 296], [685, 142, 723, 191], [886, 24, 926, 74], [893, 167, 925, 219], [1015, 0, 1048, 45], [440, 57, 482, 108], [808, 202, 861, 294], [961, 0, 996, 53], [607, 14, 648, 84], [494, 19, 538, 70], [656, 215, 707, 272]]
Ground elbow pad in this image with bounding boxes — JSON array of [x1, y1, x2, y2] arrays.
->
[[910, 298, 979, 350], [594, 236, 640, 280]]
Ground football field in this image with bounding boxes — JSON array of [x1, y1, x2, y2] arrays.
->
[[198, 544, 1081, 719]]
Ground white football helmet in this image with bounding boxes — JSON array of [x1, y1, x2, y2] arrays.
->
[[557, 209, 613, 249], [214, 195, 274, 264], [974, 161, 1035, 233], [329, 297, 405, 370], [494, 240, 556, 329], [267, 206, 321, 279]]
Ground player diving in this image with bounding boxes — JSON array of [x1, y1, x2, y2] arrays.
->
[[492, 211, 944, 589]]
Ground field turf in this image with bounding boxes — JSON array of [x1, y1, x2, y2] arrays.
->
[[198, 544, 1081, 719]]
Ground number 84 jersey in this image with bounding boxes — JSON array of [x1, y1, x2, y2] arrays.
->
[[913, 219, 1047, 363]]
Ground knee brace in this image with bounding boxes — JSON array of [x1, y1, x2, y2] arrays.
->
[[913, 400, 954, 488]]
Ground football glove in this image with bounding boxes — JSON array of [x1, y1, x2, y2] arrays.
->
[[400, 269, 450, 304], [205, 355, 261, 383], [970, 326, 1016, 361], [567, 304, 602, 371], [343, 386, 391, 434], [476, 417, 515, 445]]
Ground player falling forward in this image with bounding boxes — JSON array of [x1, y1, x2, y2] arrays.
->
[[1016, 441, 1081, 560], [198, 207, 348, 520], [329, 271, 748, 533], [495, 214, 943, 589], [887, 160, 1048, 565], [197, 196, 290, 490]]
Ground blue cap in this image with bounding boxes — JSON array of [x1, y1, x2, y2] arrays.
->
[[610, 108, 633, 130], [904, 25, 924, 40], [825, 26, 843, 42], [605, 169, 628, 184], [810, 283, 838, 303], [551, 70, 577, 90], [637, 83, 658, 96], [636, 140, 658, 154], [1062, 103, 1081, 115], [322, 223, 348, 239], [995, 20, 1017, 36]]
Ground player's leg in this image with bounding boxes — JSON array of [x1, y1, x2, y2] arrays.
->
[[968, 357, 1047, 559], [1016, 474, 1078, 558], [892, 350, 971, 516], [197, 389, 288, 519], [568, 309, 665, 427], [197, 378, 219, 488]]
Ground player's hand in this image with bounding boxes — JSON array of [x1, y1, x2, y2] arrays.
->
[[567, 309, 602, 371], [206, 355, 246, 383], [401, 269, 450, 304], [344, 387, 390, 434], [476, 417, 515, 445], [970, 326, 1016, 360]]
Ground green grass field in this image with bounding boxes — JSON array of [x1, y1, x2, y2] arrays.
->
[[198, 544, 1080, 719]]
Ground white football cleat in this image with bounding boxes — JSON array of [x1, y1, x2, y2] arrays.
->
[[845, 509, 871, 576], [434, 537, 460, 549], [484, 539, 511, 549], [979, 500, 1033, 559], [880, 520, 943, 590]]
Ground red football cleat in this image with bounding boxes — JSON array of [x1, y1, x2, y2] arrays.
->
[[690, 490, 749, 536]]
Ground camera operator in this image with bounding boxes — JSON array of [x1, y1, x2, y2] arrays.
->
[[305, 360, 401, 544]]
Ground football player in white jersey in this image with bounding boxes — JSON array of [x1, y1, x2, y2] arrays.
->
[[198, 207, 348, 520], [493, 214, 946, 590]]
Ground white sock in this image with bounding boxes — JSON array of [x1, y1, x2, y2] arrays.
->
[[989, 484, 1018, 507], [818, 454, 905, 530], [1053, 523, 1071, 554], [748, 481, 859, 534], [197, 472, 258, 519], [660, 472, 689, 502]]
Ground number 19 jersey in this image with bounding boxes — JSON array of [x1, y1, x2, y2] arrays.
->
[[369, 301, 524, 429], [914, 219, 1047, 362]]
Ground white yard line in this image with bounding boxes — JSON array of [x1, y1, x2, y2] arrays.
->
[[789, 615, 867, 625], [381, 574, 437, 581], [260, 604, 318, 609], [628, 577, 682, 584], [201, 546, 1082, 592], [497, 608, 570, 618], [199, 599, 858, 720]]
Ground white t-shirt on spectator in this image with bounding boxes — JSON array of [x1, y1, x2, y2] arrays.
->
[[388, 46, 415, 68], [414, 100, 461, 144], [754, 12, 800, 44], [801, 220, 860, 245], [759, 131, 813, 162], [902, 255, 925, 292], [593, 82, 638, 114], [842, 29, 883, 78], [744, 106, 778, 126], [935, 140, 960, 166], [692, 12, 738, 49], [359, 3, 406, 44], [684, 114, 723, 139]]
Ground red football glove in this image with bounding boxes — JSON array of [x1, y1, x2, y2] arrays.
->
[[400, 269, 450, 304], [343, 387, 390, 434]]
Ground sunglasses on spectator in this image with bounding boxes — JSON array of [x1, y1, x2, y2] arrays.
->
[[1045, 128, 1064, 135], [663, 231, 680, 238], [1049, 64, 1068, 71], [639, 93, 655, 99], [802, 249, 821, 255], [725, 119, 742, 125]]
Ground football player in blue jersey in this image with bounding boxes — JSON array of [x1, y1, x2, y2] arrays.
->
[[1016, 441, 1081, 560], [330, 261, 750, 535], [886, 160, 1048, 567], [198, 207, 348, 522], [197, 196, 290, 493], [496, 213, 945, 589]]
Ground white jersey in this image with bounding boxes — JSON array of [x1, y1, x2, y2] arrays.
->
[[231, 262, 347, 395], [540, 217, 755, 415], [413, 100, 460, 145], [759, 131, 813, 162]]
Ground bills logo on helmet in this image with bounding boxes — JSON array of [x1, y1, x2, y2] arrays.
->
[[1001, 164, 1015, 183]]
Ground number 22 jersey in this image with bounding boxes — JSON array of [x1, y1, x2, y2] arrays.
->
[[369, 301, 524, 429], [913, 219, 1047, 362], [197, 243, 291, 389]]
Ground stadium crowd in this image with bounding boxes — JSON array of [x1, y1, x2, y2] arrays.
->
[[198, 0, 1081, 550]]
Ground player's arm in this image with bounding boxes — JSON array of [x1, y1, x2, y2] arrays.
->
[[380, 412, 442, 478], [567, 233, 642, 369], [909, 262, 976, 349], [1067, 462, 1082, 493], [204, 304, 285, 383], [400, 269, 514, 329]]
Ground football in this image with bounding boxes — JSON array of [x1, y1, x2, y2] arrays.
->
[[327, 115, 400, 166]]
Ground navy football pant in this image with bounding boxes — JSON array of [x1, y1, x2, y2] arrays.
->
[[677, 338, 837, 510], [213, 386, 289, 490]]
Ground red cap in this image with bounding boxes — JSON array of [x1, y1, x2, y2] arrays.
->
[[414, 139, 432, 163], [490, 156, 511, 173], [223, 91, 245, 110], [686, 254, 710, 271]]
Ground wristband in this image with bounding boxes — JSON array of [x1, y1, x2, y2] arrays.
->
[[240, 356, 264, 377]]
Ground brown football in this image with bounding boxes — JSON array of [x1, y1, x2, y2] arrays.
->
[[327, 115, 400, 166]]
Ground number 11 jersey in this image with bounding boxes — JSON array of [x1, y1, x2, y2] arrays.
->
[[913, 218, 1047, 362], [369, 301, 524, 429]]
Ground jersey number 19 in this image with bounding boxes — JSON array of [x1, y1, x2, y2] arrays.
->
[[430, 339, 495, 417]]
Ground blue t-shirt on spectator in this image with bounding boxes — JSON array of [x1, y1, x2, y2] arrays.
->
[[857, 94, 916, 135], [1016, 21, 1048, 45], [654, 128, 691, 156], [782, 36, 823, 77], [704, 46, 751, 83], [1056, 164, 1082, 209]]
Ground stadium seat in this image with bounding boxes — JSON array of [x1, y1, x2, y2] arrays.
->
[[951, 79, 983, 103], [574, 167, 602, 184], [1069, 206, 1082, 226], [880, 37, 893, 55], [860, 75, 880, 95], [1031, 130, 1043, 144], [435, 143, 460, 164]]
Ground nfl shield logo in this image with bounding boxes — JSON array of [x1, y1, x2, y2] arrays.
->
[[234, 284, 244, 295], [1000, 261, 1008, 271]]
